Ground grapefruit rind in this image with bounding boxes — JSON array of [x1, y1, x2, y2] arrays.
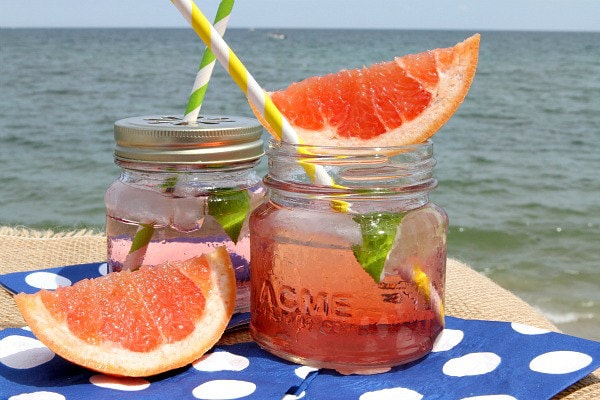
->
[[256, 34, 480, 147], [14, 247, 236, 377]]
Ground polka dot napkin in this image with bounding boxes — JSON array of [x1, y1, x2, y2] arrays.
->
[[1, 263, 599, 400]]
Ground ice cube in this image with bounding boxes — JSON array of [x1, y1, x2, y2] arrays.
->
[[106, 181, 170, 226], [266, 207, 362, 247], [171, 195, 205, 232]]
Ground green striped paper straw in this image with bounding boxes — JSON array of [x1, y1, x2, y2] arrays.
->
[[182, 0, 235, 123], [122, 2, 235, 271]]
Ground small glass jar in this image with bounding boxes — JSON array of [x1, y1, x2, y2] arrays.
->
[[250, 140, 447, 373], [105, 115, 266, 313]]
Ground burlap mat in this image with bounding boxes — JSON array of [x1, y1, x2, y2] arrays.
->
[[0, 226, 597, 399]]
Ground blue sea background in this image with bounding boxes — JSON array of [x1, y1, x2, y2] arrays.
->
[[0, 28, 598, 341]]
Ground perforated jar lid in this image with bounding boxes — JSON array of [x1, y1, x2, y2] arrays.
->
[[114, 115, 264, 165]]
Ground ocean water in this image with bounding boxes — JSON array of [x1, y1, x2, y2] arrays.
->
[[1, 28, 598, 340]]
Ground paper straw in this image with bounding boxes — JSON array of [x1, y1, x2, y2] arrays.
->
[[169, 0, 443, 324], [170, 0, 334, 186], [182, 0, 234, 123], [408, 262, 445, 323], [123, 224, 155, 271]]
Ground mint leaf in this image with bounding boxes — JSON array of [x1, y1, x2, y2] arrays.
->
[[159, 176, 178, 193], [352, 212, 404, 283], [208, 188, 251, 243]]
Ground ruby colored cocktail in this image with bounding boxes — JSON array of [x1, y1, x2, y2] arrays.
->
[[251, 204, 446, 372], [249, 141, 447, 373]]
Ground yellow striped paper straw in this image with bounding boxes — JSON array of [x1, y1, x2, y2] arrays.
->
[[410, 261, 445, 323], [169, 0, 443, 325], [170, 0, 335, 186], [182, 0, 234, 123]]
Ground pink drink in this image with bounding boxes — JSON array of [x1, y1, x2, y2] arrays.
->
[[106, 179, 264, 314], [249, 141, 447, 373], [250, 204, 446, 372], [106, 218, 250, 274], [105, 115, 266, 314]]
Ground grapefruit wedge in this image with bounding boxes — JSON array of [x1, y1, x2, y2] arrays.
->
[[14, 247, 236, 377], [257, 34, 480, 146]]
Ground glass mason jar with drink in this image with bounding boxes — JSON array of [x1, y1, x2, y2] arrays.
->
[[249, 140, 447, 372], [105, 115, 265, 313]]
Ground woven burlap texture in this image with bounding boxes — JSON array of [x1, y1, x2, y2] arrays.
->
[[0, 226, 597, 399]]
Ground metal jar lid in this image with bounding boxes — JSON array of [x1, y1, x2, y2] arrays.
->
[[114, 115, 264, 165]]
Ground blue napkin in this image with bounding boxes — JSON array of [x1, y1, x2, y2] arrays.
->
[[0, 261, 110, 295], [1, 262, 599, 400]]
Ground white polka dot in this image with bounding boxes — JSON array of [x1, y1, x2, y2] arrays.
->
[[25, 272, 71, 290], [9, 392, 66, 400], [529, 351, 592, 374], [359, 387, 423, 400], [511, 323, 550, 335], [294, 365, 318, 379], [192, 380, 256, 399], [89, 375, 150, 391], [443, 352, 501, 377], [432, 329, 464, 352], [98, 262, 109, 276], [0, 335, 54, 369], [193, 351, 249, 372], [460, 396, 516, 400]]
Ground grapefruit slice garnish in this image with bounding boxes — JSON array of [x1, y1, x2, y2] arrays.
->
[[14, 247, 236, 377], [256, 34, 479, 146]]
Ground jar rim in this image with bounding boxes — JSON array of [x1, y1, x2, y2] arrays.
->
[[264, 138, 437, 206]]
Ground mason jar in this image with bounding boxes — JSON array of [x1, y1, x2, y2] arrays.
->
[[249, 140, 447, 373], [105, 115, 266, 314]]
